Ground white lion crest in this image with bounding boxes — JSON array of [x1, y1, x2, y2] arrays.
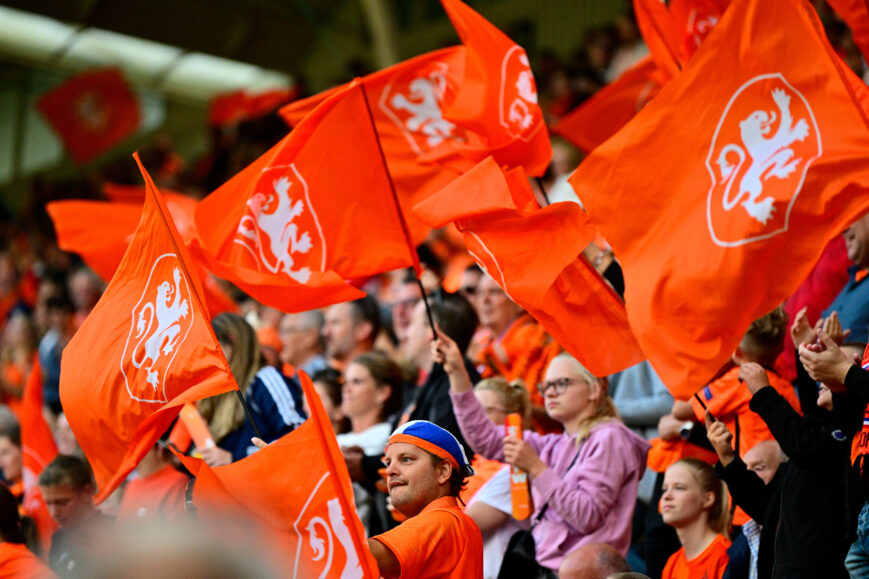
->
[[389, 73, 458, 149], [294, 475, 364, 579], [130, 267, 189, 390], [716, 87, 810, 224], [237, 175, 314, 284]]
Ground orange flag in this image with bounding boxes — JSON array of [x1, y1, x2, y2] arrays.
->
[[20, 359, 58, 550], [634, 0, 727, 82], [281, 48, 466, 245], [59, 153, 239, 502], [569, 0, 869, 397], [175, 371, 378, 578], [414, 157, 644, 376], [192, 80, 418, 313], [47, 195, 237, 317], [422, 0, 551, 174], [827, 0, 869, 65], [553, 57, 661, 154], [36, 68, 140, 164]]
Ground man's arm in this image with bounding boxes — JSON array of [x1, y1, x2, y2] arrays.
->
[[368, 538, 401, 579]]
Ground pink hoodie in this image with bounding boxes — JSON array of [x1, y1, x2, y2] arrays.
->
[[450, 388, 650, 571]]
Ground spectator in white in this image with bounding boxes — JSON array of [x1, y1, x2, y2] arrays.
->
[[278, 310, 327, 378], [337, 352, 404, 534]]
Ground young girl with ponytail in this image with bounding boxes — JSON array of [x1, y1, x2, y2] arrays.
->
[[660, 458, 730, 579]]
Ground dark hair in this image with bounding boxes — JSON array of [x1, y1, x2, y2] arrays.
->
[[38, 454, 95, 493], [0, 422, 20, 448], [311, 368, 343, 407], [45, 293, 74, 313], [349, 295, 382, 345], [425, 451, 467, 497], [350, 352, 404, 421], [0, 484, 23, 543], [431, 291, 479, 354], [742, 306, 788, 368]]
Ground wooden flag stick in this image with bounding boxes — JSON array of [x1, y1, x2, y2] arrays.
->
[[357, 80, 438, 338]]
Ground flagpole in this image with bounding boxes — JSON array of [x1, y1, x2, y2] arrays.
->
[[134, 153, 263, 441], [534, 177, 551, 206], [357, 81, 439, 337]]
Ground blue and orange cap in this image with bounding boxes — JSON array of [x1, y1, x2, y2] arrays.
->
[[387, 421, 475, 477]]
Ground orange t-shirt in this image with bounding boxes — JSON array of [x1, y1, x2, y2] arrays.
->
[[0, 542, 55, 579], [116, 465, 189, 523], [691, 366, 801, 455], [372, 495, 483, 578], [662, 534, 730, 579]]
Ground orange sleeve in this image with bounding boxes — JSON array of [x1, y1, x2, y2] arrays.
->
[[371, 510, 463, 578]]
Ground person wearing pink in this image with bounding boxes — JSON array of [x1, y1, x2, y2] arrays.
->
[[436, 331, 649, 573]]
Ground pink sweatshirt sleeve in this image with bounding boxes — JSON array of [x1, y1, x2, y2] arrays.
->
[[450, 388, 507, 460], [532, 427, 632, 534]]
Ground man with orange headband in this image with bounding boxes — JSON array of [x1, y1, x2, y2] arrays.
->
[[368, 420, 483, 578]]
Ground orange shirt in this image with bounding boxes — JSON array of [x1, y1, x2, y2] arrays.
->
[[690, 366, 801, 455], [116, 465, 189, 523], [477, 313, 560, 409], [372, 495, 483, 578], [647, 438, 719, 473], [0, 542, 55, 579], [662, 534, 730, 579]]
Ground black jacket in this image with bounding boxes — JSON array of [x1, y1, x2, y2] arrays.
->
[[716, 386, 862, 578]]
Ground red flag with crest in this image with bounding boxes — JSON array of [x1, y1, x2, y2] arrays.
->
[[47, 195, 237, 317], [175, 371, 378, 578], [414, 157, 644, 376], [553, 57, 661, 154], [569, 0, 869, 398], [634, 0, 727, 83], [423, 0, 551, 174], [20, 359, 58, 550], [192, 80, 418, 313], [281, 48, 466, 245], [59, 153, 239, 502], [37, 68, 140, 164]]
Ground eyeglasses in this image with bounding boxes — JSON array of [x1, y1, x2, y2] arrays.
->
[[537, 377, 585, 396]]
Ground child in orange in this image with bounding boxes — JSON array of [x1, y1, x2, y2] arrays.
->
[[661, 458, 730, 579], [688, 307, 801, 457]]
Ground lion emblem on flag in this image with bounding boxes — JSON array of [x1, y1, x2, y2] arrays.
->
[[380, 59, 466, 155], [121, 254, 194, 403], [706, 74, 821, 247], [293, 474, 364, 579], [499, 46, 541, 141], [235, 164, 326, 284]]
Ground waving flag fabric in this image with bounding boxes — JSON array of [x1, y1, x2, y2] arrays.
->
[[194, 81, 417, 313], [47, 195, 237, 317], [176, 371, 377, 578], [20, 359, 58, 550], [569, 0, 869, 397], [37, 68, 140, 164], [414, 158, 644, 376], [553, 57, 661, 154], [60, 154, 238, 502], [425, 0, 551, 174], [282, 48, 466, 244]]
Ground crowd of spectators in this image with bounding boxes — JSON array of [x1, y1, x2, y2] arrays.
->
[[1, 3, 869, 578]]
